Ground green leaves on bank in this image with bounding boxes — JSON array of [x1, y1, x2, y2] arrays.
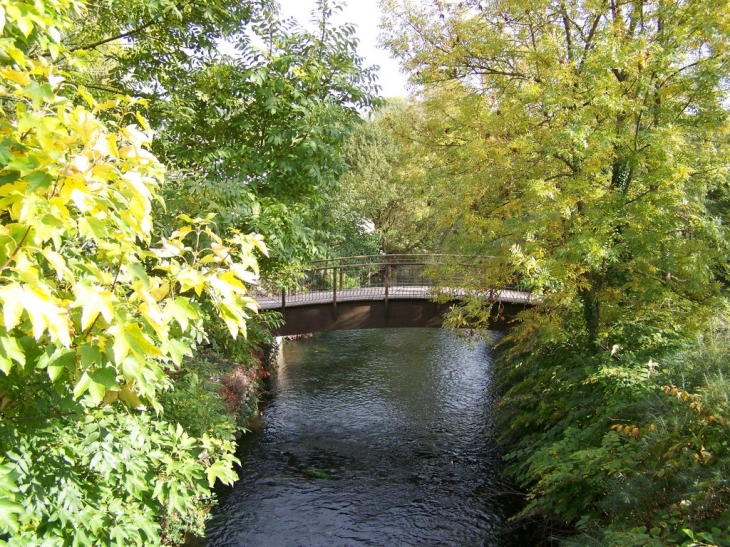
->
[[0, 0, 275, 544]]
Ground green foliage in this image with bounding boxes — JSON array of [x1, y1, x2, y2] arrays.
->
[[0, 0, 361, 543], [322, 98, 439, 255], [159, 355, 237, 441], [0, 1, 268, 544], [382, 0, 730, 349], [154, 3, 379, 269], [67, 0, 380, 273], [0, 405, 239, 546], [381, 0, 730, 543], [492, 322, 730, 545]]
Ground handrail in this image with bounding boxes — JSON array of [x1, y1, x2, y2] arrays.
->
[[255, 254, 532, 312], [308, 253, 493, 266], [307, 261, 428, 272]]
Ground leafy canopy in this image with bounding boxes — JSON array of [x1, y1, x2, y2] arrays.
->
[[64, 0, 380, 273], [0, 0, 267, 543], [381, 0, 730, 541], [323, 99, 439, 256], [381, 0, 730, 351]]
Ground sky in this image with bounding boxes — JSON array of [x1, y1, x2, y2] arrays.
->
[[274, 0, 410, 98]]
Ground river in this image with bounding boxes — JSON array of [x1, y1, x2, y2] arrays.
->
[[206, 328, 520, 547]]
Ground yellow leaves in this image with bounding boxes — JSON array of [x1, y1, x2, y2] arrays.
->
[[0, 67, 30, 87], [163, 297, 198, 332], [218, 302, 248, 339], [60, 177, 95, 212], [2, 0, 48, 39], [107, 322, 161, 366], [122, 124, 152, 148], [208, 271, 248, 300], [229, 263, 259, 285], [0, 283, 23, 332], [60, 106, 101, 143], [134, 111, 151, 132], [41, 249, 73, 283], [92, 134, 120, 159], [155, 238, 186, 258], [177, 268, 206, 296], [129, 283, 167, 339], [232, 232, 268, 273], [0, 334, 25, 375], [150, 282, 171, 302], [76, 87, 95, 108], [0, 9, 265, 418], [169, 226, 193, 240], [663, 385, 690, 402], [1, 43, 28, 66], [154, 230, 262, 338], [122, 171, 153, 202], [118, 385, 145, 409], [0, 283, 70, 347], [662, 384, 727, 427], [71, 284, 115, 331], [609, 423, 642, 438], [210, 242, 232, 262]]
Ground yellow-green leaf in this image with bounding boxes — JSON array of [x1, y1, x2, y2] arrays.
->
[[163, 297, 198, 332], [72, 285, 115, 332]]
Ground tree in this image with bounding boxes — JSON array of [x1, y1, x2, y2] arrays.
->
[[323, 99, 440, 256], [380, 0, 730, 540], [381, 0, 730, 352], [63, 0, 379, 275], [0, 0, 266, 543]]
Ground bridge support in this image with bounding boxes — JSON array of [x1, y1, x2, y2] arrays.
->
[[270, 299, 524, 337], [384, 262, 391, 318], [281, 289, 286, 321]]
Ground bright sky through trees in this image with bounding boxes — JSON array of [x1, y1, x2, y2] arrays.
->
[[276, 0, 408, 97]]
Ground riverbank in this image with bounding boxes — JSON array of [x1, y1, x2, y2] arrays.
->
[[491, 320, 730, 546], [161, 319, 280, 547]]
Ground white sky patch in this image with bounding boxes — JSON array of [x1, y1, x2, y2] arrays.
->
[[274, 0, 409, 98], [217, 2, 410, 98]]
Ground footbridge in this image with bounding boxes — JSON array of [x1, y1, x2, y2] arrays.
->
[[254, 255, 534, 336]]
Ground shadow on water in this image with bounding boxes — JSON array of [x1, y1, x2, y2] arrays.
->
[[205, 329, 539, 547]]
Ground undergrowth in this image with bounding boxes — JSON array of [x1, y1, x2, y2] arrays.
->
[[495, 319, 730, 546]]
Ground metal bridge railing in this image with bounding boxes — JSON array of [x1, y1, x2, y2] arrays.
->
[[253, 254, 534, 311]]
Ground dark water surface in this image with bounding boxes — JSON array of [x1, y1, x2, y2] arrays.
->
[[207, 329, 516, 547]]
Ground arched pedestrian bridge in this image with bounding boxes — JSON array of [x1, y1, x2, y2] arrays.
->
[[254, 255, 534, 336]]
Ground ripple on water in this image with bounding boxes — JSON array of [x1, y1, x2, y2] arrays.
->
[[206, 329, 512, 547]]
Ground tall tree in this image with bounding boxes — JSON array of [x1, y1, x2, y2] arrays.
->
[[381, 2, 730, 539], [0, 0, 265, 543], [64, 0, 379, 275], [381, 0, 730, 352], [323, 99, 439, 256]]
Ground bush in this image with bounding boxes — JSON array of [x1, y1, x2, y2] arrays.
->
[[495, 320, 730, 546]]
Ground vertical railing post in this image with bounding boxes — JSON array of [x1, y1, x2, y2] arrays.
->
[[384, 257, 391, 318], [332, 262, 338, 320], [339, 258, 344, 293], [281, 288, 286, 320]]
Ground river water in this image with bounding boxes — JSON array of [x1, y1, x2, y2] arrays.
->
[[206, 328, 519, 547]]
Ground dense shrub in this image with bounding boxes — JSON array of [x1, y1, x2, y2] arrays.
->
[[496, 321, 730, 546]]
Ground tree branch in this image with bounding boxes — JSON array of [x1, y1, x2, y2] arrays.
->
[[70, 17, 160, 52], [0, 226, 32, 275]]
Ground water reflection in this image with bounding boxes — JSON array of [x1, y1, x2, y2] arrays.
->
[[207, 329, 512, 547]]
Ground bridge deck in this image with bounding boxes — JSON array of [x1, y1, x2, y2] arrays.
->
[[256, 286, 534, 310], [252, 255, 535, 333]]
